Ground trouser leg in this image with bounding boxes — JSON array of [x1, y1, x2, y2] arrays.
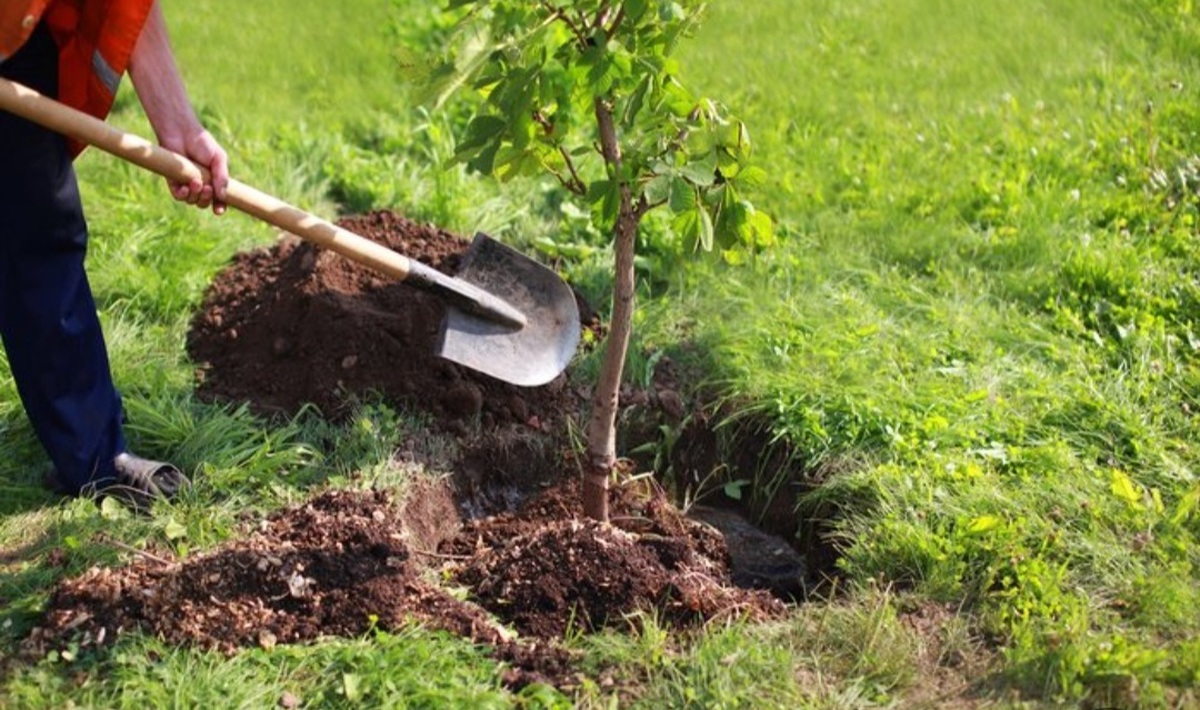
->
[[0, 24, 126, 494]]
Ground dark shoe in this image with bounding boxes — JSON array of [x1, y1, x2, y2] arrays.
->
[[80, 453, 190, 512]]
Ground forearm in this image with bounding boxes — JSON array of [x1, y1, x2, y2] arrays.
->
[[127, 1, 200, 144], [124, 1, 227, 212]]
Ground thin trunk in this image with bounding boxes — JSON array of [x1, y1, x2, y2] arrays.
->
[[583, 97, 639, 522]]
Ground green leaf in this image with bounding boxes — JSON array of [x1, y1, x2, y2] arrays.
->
[[163, 517, 188, 541], [668, 176, 694, 213], [587, 179, 620, 227], [736, 165, 768, 190], [715, 198, 748, 249], [342, 673, 362, 702], [466, 140, 501, 175], [493, 145, 524, 170], [624, 73, 652, 124], [457, 115, 506, 153], [1110, 469, 1145, 510], [698, 206, 714, 251], [100, 496, 129, 520], [748, 208, 775, 247], [660, 1, 687, 22], [587, 179, 613, 205], [673, 208, 701, 250], [966, 515, 1003, 535], [626, 0, 651, 22], [581, 44, 623, 94], [430, 21, 497, 109], [679, 152, 718, 187], [509, 112, 538, 151], [719, 120, 752, 156], [658, 79, 695, 117], [723, 479, 751, 500], [494, 146, 541, 182], [644, 174, 672, 204], [1171, 483, 1200, 525]]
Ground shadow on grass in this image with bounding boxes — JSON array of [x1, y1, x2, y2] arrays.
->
[[0, 481, 58, 518], [0, 420, 62, 517]]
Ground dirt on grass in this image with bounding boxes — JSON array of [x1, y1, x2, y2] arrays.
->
[[22, 211, 789, 691], [24, 481, 786, 689]]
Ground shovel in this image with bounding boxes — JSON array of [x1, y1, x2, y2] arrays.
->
[[0, 77, 580, 387]]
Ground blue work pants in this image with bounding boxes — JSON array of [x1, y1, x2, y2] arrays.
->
[[0, 24, 127, 494]]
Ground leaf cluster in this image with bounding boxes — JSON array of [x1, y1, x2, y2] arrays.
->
[[430, 0, 774, 254]]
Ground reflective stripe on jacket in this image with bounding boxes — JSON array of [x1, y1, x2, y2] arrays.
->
[[1, 0, 155, 156]]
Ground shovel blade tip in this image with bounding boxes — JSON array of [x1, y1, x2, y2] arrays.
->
[[435, 234, 581, 387]]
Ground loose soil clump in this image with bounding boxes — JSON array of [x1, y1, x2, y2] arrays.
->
[[25, 490, 502, 655]]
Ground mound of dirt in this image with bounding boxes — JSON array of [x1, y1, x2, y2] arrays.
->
[[452, 480, 785, 638], [186, 211, 583, 429], [25, 482, 785, 689], [25, 490, 502, 655]]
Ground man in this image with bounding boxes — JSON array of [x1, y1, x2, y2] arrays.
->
[[0, 0, 228, 508]]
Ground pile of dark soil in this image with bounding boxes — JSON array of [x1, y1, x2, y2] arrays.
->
[[186, 211, 582, 429], [25, 481, 785, 689], [26, 489, 497, 655], [450, 479, 786, 639]]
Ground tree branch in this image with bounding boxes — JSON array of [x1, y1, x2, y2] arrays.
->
[[604, 5, 626, 41], [97, 534, 174, 566], [595, 98, 622, 167], [540, 1, 590, 48], [558, 145, 588, 195], [532, 110, 586, 194], [593, 0, 612, 32], [634, 194, 654, 219]]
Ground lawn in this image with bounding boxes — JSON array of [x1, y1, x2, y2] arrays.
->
[[2, 0, 1199, 707]]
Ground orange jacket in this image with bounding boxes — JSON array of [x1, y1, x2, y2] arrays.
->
[[1, 0, 154, 155]]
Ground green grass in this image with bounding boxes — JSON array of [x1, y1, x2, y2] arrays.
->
[[659, 0, 1200, 704], [3, 0, 1200, 707], [4, 627, 516, 709]]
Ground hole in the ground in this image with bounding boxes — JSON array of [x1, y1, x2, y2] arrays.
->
[[451, 427, 566, 518], [448, 402, 845, 605], [654, 410, 845, 602]]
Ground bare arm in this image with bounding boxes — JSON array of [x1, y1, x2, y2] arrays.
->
[[128, 1, 227, 214]]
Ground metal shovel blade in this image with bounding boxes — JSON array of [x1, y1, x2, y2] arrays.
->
[[436, 234, 581, 387]]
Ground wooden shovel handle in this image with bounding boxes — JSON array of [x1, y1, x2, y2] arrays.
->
[[0, 77, 413, 281]]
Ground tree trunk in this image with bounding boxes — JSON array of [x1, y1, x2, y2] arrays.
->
[[583, 97, 639, 522]]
